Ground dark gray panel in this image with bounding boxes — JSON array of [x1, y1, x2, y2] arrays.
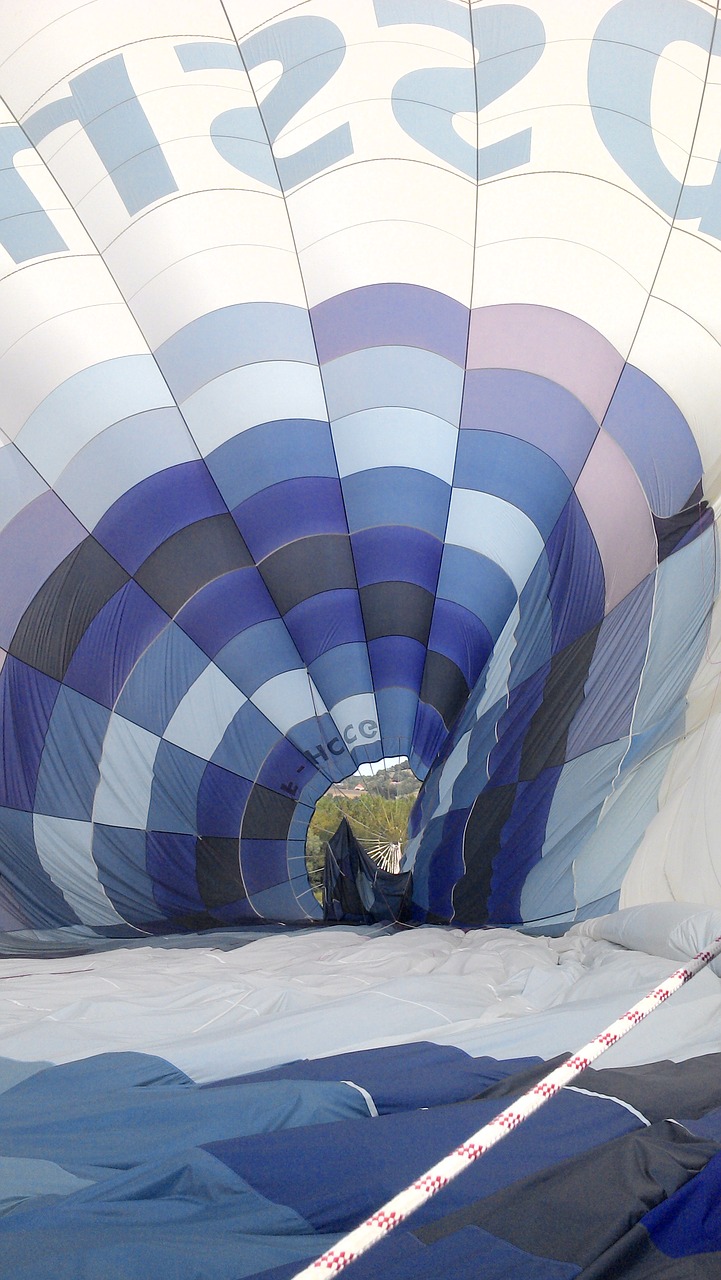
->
[[360, 581, 434, 644], [135, 515, 253, 616], [10, 537, 129, 680], [241, 784, 296, 840], [420, 650, 469, 729], [195, 835, 246, 909], [519, 623, 601, 779], [259, 534, 356, 615]]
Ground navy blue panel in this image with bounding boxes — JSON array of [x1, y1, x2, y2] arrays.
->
[[207, 1087, 639, 1235], [545, 495, 605, 652], [283, 590, 365, 664], [239, 838, 289, 895], [489, 664, 549, 787], [92, 825, 154, 925], [645, 1150, 721, 1259], [197, 764, 253, 837], [352, 526, 443, 591], [454, 431, 572, 538], [343, 469, 450, 537], [428, 600, 494, 688], [35, 688, 111, 821], [94, 460, 227, 574], [256, 737, 313, 797], [487, 767, 563, 925], [64, 582, 168, 707], [411, 701, 449, 772], [0, 659, 61, 810], [207, 419, 336, 510], [146, 831, 206, 917], [427, 806, 469, 918], [233, 477, 348, 561], [369, 636, 427, 691], [176, 568, 278, 658]]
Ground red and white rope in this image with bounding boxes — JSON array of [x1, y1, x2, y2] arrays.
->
[[292, 931, 721, 1278]]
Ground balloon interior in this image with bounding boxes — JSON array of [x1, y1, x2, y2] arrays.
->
[[3, 6, 721, 1278]]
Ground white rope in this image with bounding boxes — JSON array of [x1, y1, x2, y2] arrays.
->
[[292, 931, 721, 1278]]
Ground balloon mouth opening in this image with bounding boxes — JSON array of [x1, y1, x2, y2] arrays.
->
[[305, 758, 420, 902]]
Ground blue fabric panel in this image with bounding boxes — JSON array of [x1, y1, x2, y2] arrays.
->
[[369, 636, 426, 690], [176, 567, 278, 658], [234, 477, 348, 561], [454, 431, 572, 538], [206, 420, 335, 510], [603, 364, 703, 516], [0, 491, 86, 650], [311, 283, 469, 365], [239, 839, 291, 896], [155, 302, 317, 402], [352, 526, 442, 590], [436, 546, 517, 640], [146, 832, 206, 917], [545, 494, 605, 652], [644, 1150, 721, 1258], [461, 369, 598, 481], [94, 460, 227, 574], [34, 687, 111, 821], [92, 826, 156, 925], [349, 1226, 580, 1280], [487, 767, 563, 924], [0, 807, 77, 926], [425, 806, 470, 917], [208, 1087, 639, 1234], [233, 1043, 544, 1113], [197, 764, 253, 837], [309, 644, 372, 705], [0, 659, 61, 811], [255, 737, 313, 796], [489, 664, 549, 786], [410, 701, 448, 772], [244, 878, 311, 921], [322, 344, 463, 423], [115, 625, 209, 735], [283, 590, 365, 664], [0, 440, 47, 532], [374, 686, 420, 758], [427, 600, 494, 688], [213, 702, 282, 778], [147, 742, 209, 834], [64, 581, 169, 707], [342, 469, 450, 537], [214, 621, 302, 694]]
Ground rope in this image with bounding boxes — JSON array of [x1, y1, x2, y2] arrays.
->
[[292, 930, 721, 1278]]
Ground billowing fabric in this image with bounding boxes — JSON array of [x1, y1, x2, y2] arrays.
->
[[0, 1, 720, 929], [322, 818, 412, 922]]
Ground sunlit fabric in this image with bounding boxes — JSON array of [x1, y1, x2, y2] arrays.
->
[[0, 0, 720, 931]]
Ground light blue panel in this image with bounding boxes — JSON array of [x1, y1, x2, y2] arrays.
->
[[54, 408, 199, 530], [572, 743, 676, 911], [436, 545, 517, 640], [0, 443, 47, 533], [181, 365, 327, 458], [505, 551, 553, 692], [115, 624, 210, 735], [34, 688, 112, 821], [0, 124, 68, 263], [445, 489, 545, 594], [207, 419, 336, 509], [147, 741, 208, 834], [374, 0, 470, 39], [309, 644, 373, 707], [632, 528, 717, 733], [0, 1156, 92, 1215], [156, 302, 317, 402], [332, 409, 457, 482], [16, 356, 173, 486], [342, 468, 450, 537], [92, 824, 158, 924], [322, 346, 463, 423], [215, 621, 303, 696], [246, 879, 309, 920], [213, 701, 282, 779]]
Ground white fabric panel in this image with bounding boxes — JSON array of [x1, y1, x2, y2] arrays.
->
[[251, 670, 327, 736], [33, 815, 126, 925], [474, 601, 522, 723], [164, 664, 248, 760], [93, 715, 162, 829], [332, 410, 457, 481], [327, 693, 381, 749], [0, 257, 113, 362], [181, 362, 327, 454], [445, 490, 545, 594]]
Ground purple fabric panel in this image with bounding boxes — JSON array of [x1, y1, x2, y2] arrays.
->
[[427, 600, 494, 688], [64, 582, 169, 707], [602, 364, 703, 517], [411, 701, 449, 773], [197, 764, 254, 837], [352, 527, 442, 591], [369, 636, 426, 691], [284, 590, 365, 665], [94, 461, 227, 574], [467, 303, 624, 423], [575, 429, 657, 611], [312, 285, 468, 365], [176, 568, 278, 658], [0, 492, 86, 649], [460, 369, 598, 484], [233, 477, 348, 561], [0, 658, 60, 810]]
